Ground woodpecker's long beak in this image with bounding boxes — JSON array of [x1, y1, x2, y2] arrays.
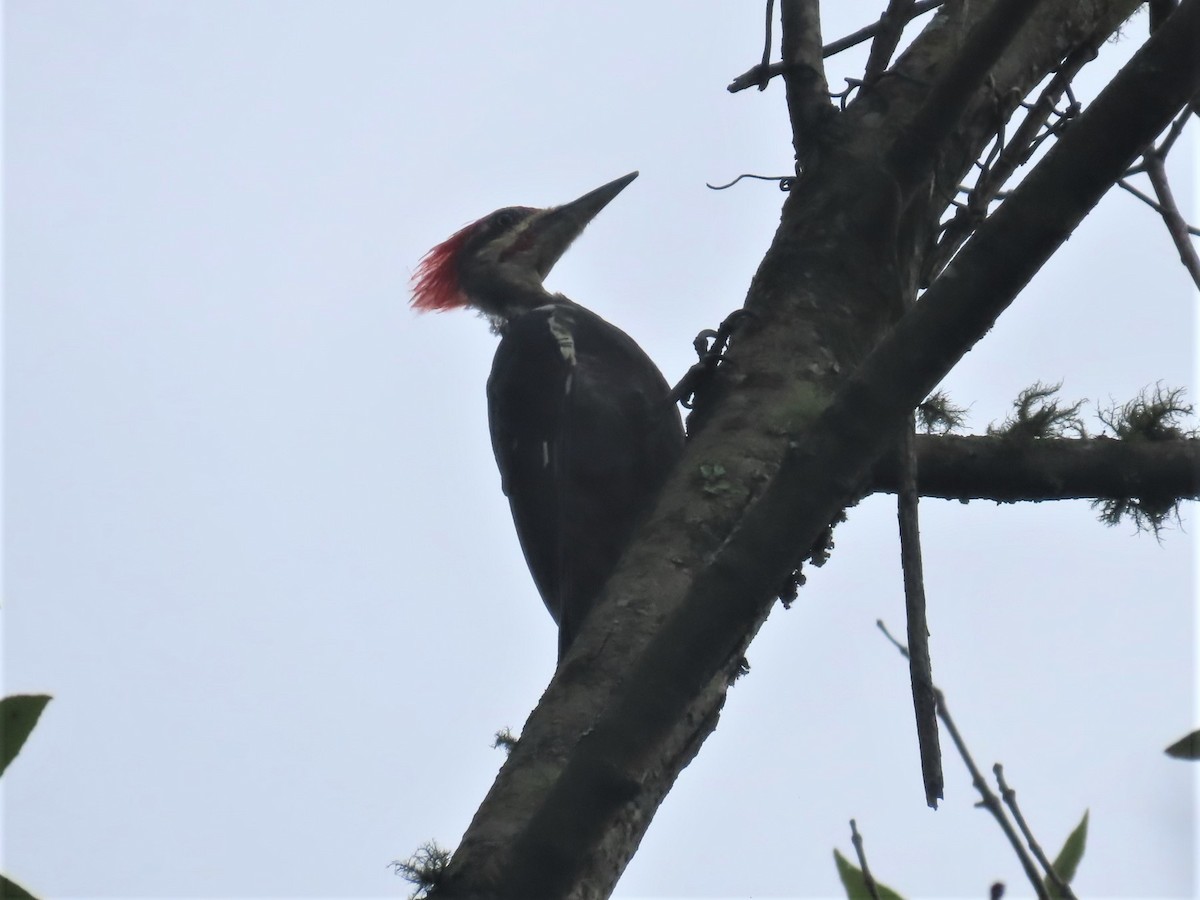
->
[[528, 172, 638, 280]]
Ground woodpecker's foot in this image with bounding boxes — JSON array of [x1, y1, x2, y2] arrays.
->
[[669, 309, 757, 409]]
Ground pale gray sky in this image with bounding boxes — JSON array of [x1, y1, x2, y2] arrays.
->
[[4, 3, 1196, 898]]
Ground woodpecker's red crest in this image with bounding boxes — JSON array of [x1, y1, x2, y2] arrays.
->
[[409, 220, 475, 312]]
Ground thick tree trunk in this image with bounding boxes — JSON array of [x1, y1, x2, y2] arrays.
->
[[432, 2, 1198, 897]]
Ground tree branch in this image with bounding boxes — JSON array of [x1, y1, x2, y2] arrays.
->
[[934, 689, 1050, 898], [896, 422, 943, 809], [877, 623, 1052, 898], [888, 0, 1045, 196], [780, 0, 833, 166], [923, 38, 1101, 284], [433, 4, 1199, 896], [727, 1, 944, 93], [864, 0, 917, 84], [869, 434, 1200, 502], [1143, 152, 1200, 289]]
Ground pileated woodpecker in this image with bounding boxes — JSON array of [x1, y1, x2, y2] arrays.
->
[[411, 173, 684, 660]]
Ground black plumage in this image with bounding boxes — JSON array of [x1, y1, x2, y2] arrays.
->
[[488, 301, 683, 658], [412, 173, 682, 661]]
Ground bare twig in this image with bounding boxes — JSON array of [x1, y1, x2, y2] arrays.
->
[[898, 282, 942, 809], [876, 619, 907, 656], [758, 0, 775, 90], [897, 421, 943, 809], [705, 173, 794, 191], [889, 0, 1045, 197], [726, 0, 943, 92], [1157, 102, 1195, 157], [1143, 153, 1200, 289], [728, 62, 785, 94], [929, 37, 1196, 291], [876, 621, 1049, 900], [1117, 96, 1200, 289], [935, 691, 1047, 899], [830, 77, 863, 110], [924, 41, 1099, 285], [994, 764, 1077, 899], [1115, 177, 1200, 233], [849, 819, 883, 900]]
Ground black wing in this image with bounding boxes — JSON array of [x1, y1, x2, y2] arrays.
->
[[487, 301, 684, 659]]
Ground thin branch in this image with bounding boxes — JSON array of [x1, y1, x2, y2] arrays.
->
[[758, 0, 775, 90], [937, 691, 1049, 899], [826, 0, 944, 57], [1115, 176, 1200, 234], [1157, 100, 1195, 156], [897, 421, 942, 809], [896, 261, 942, 810], [889, 0, 1045, 197], [864, 0, 917, 85], [830, 77, 863, 110], [876, 623, 1047, 899], [849, 819, 883, 900], [728, 62, 787, 94], [1143, 153, 1200, 288], [1116, 95, 1200, 288], [779, 0, 832, 165], [924, 41, 1099, 284], [727, 1, 943, 93], [994, 764, 1077, 899], [705, 173, 794, 191]]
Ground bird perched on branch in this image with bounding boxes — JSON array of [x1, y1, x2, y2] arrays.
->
[[410, 173, 684, 661]]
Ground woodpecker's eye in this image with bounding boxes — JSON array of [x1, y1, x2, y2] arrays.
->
[[495, 210, 518, 228]]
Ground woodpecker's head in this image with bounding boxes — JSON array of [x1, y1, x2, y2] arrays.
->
[[410, 172, 637, 322]]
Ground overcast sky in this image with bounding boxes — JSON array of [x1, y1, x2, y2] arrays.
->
[[4, 3, 1196, 899]]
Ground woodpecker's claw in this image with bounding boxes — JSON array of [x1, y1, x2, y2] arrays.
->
[[670, 310, 757, 409]]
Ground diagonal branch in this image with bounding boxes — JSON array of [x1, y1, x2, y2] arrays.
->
[[1143, 152, 1200, 289], [889, 0, 1044, 196], [923, 38, 1101, 284], [432, 5, 1200, 898], [864, 0, 917, 84]]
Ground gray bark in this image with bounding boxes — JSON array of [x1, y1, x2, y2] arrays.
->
[[432, 2, 1199, 897]]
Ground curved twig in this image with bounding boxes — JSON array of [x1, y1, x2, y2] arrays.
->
[[705, 174, 794, 191]]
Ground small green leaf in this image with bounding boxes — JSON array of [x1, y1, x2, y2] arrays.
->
[[833, 849, 907, 900], [1, 695, 52, 778], [0, 871, 40, 899], [1165, 729, 1200, 760], [1045, 810, 1088, 898]]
